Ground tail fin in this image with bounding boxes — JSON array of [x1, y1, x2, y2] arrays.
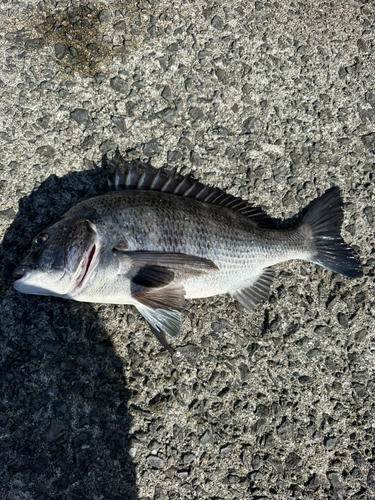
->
[[300, 187, 363, 278]]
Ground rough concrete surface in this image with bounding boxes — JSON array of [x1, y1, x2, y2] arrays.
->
[[0, 0, 374, 499]]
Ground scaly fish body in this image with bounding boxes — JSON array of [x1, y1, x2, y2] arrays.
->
[[63, 191, 305, 303], [13, 159, 363, 352]]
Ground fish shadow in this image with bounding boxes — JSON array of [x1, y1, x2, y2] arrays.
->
[[0, 159, 138, 499]]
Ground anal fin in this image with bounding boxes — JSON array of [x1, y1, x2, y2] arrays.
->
[[234, 267, 275, 313]]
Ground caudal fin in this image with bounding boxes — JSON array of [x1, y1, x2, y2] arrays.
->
[[300, 187, 363, 278]]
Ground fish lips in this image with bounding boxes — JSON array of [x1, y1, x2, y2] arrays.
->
[[13, 270, 60, 296]]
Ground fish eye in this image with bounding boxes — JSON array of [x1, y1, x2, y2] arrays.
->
[[34, 233, 48, 247]]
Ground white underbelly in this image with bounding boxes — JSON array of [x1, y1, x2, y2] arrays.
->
[[183, 267, 261, 300]]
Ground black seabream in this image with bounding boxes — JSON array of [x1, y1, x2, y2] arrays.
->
[[14, 159, 363, 352]]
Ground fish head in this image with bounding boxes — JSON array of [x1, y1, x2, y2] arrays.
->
[[13, 216, 100, 298]]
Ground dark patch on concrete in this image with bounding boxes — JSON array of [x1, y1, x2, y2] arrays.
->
[[10, 1, 160, 79]]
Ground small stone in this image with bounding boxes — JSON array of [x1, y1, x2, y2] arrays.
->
[[178, 344, 200, 365], [366, 92, 375, 108], [354, 329, 366, 342], [183, 452, 194, 464], [158, 56, 168, 71], [298, 375, 311, 385], [153, 485, 166, 500], [86, 43, 98, 53], [36, 145, 55, 158], [0, 132, 11, 142], [228, 474, 240, 484], [167, 42, 179, 53], [190, 151, 202, 166], [178, 137, 192, 149], [305, 474, 319, 491], [242, 83, 252, 96], [69, 46, 78, 57], [285, 452, 301, 469], [350, 467, 362, 478], [277, 418, 294, 440], [0, 208, 16, 220], [54, 43, 66, 59], [282, 190, 295, 208], [306, 348, 320, 358], [99, 9, 111, 23], [213, 127, 228, 136], [198, 50, 211, 59], [295, 336, 309, 347], [111, 116, 126, 133], [355, 291, 366, 303], [200, 430, 213, 445], [81, 134, 97, 150], [147, 455, 165, 469], [161, 85, 171, 101], [25, 38, 44, 49], [254, 404, 270, 417], [99, 140, 116, 154], [327, 471, 343, 490], [126, 101, 136, 116], [167, 150, 182, 163], [352, 382, 365, 397], [238, 363, 250, 381], [314, 325, 331, 336], [143, 140, 161, 157], [189, 107, 203, 121], [110, 76, 128, 94], [46, 419, 69, 442], [357, 38, 367, 52], [70, 108, 91, 127], [337, 312, 348, 328], [324, 436, 337, 450], [243, 116, 258, 132], [211, 15, 223, 30], [247, 342, 259, 358], [338, 66, 347, 79], [156, 108, 176, 126], [114, 21, 126, 30], [252, 418, 266, 433], [36, 115, 51, 129], [215, 68, 226, 82], [173, 425, 183, 441], [361, 133, 375, 151], [352, 370, 368, 381], [220, 444, 232, 457]]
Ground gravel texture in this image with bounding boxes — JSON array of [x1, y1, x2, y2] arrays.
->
[[0, 1, 374, 499]]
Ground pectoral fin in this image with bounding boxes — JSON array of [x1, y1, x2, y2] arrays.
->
[[113, 250, 218, 280], [113, 250, 218, 352], [132, 282, 185, 310]]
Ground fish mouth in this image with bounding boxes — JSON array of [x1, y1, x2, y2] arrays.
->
[[13, 268, 31, 288]]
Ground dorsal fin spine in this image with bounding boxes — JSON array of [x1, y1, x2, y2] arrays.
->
[[137, 171, 147, 189], [183, 181, 198, 197], [161, 178, 174, 192], [110, 161, 274, 228]]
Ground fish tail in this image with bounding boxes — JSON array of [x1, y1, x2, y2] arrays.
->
[[300, 187, 363, 278]]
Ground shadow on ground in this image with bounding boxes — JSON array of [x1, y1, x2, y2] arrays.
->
[[0, 160, 137, 500]]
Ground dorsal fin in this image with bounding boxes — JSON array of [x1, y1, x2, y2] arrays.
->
[[108, 158, 275, 228]]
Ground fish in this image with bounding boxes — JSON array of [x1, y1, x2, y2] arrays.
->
[[13, 157, 363, 353]]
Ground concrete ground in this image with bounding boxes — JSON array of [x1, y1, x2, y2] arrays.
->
[[0, 0, 374, 499]]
